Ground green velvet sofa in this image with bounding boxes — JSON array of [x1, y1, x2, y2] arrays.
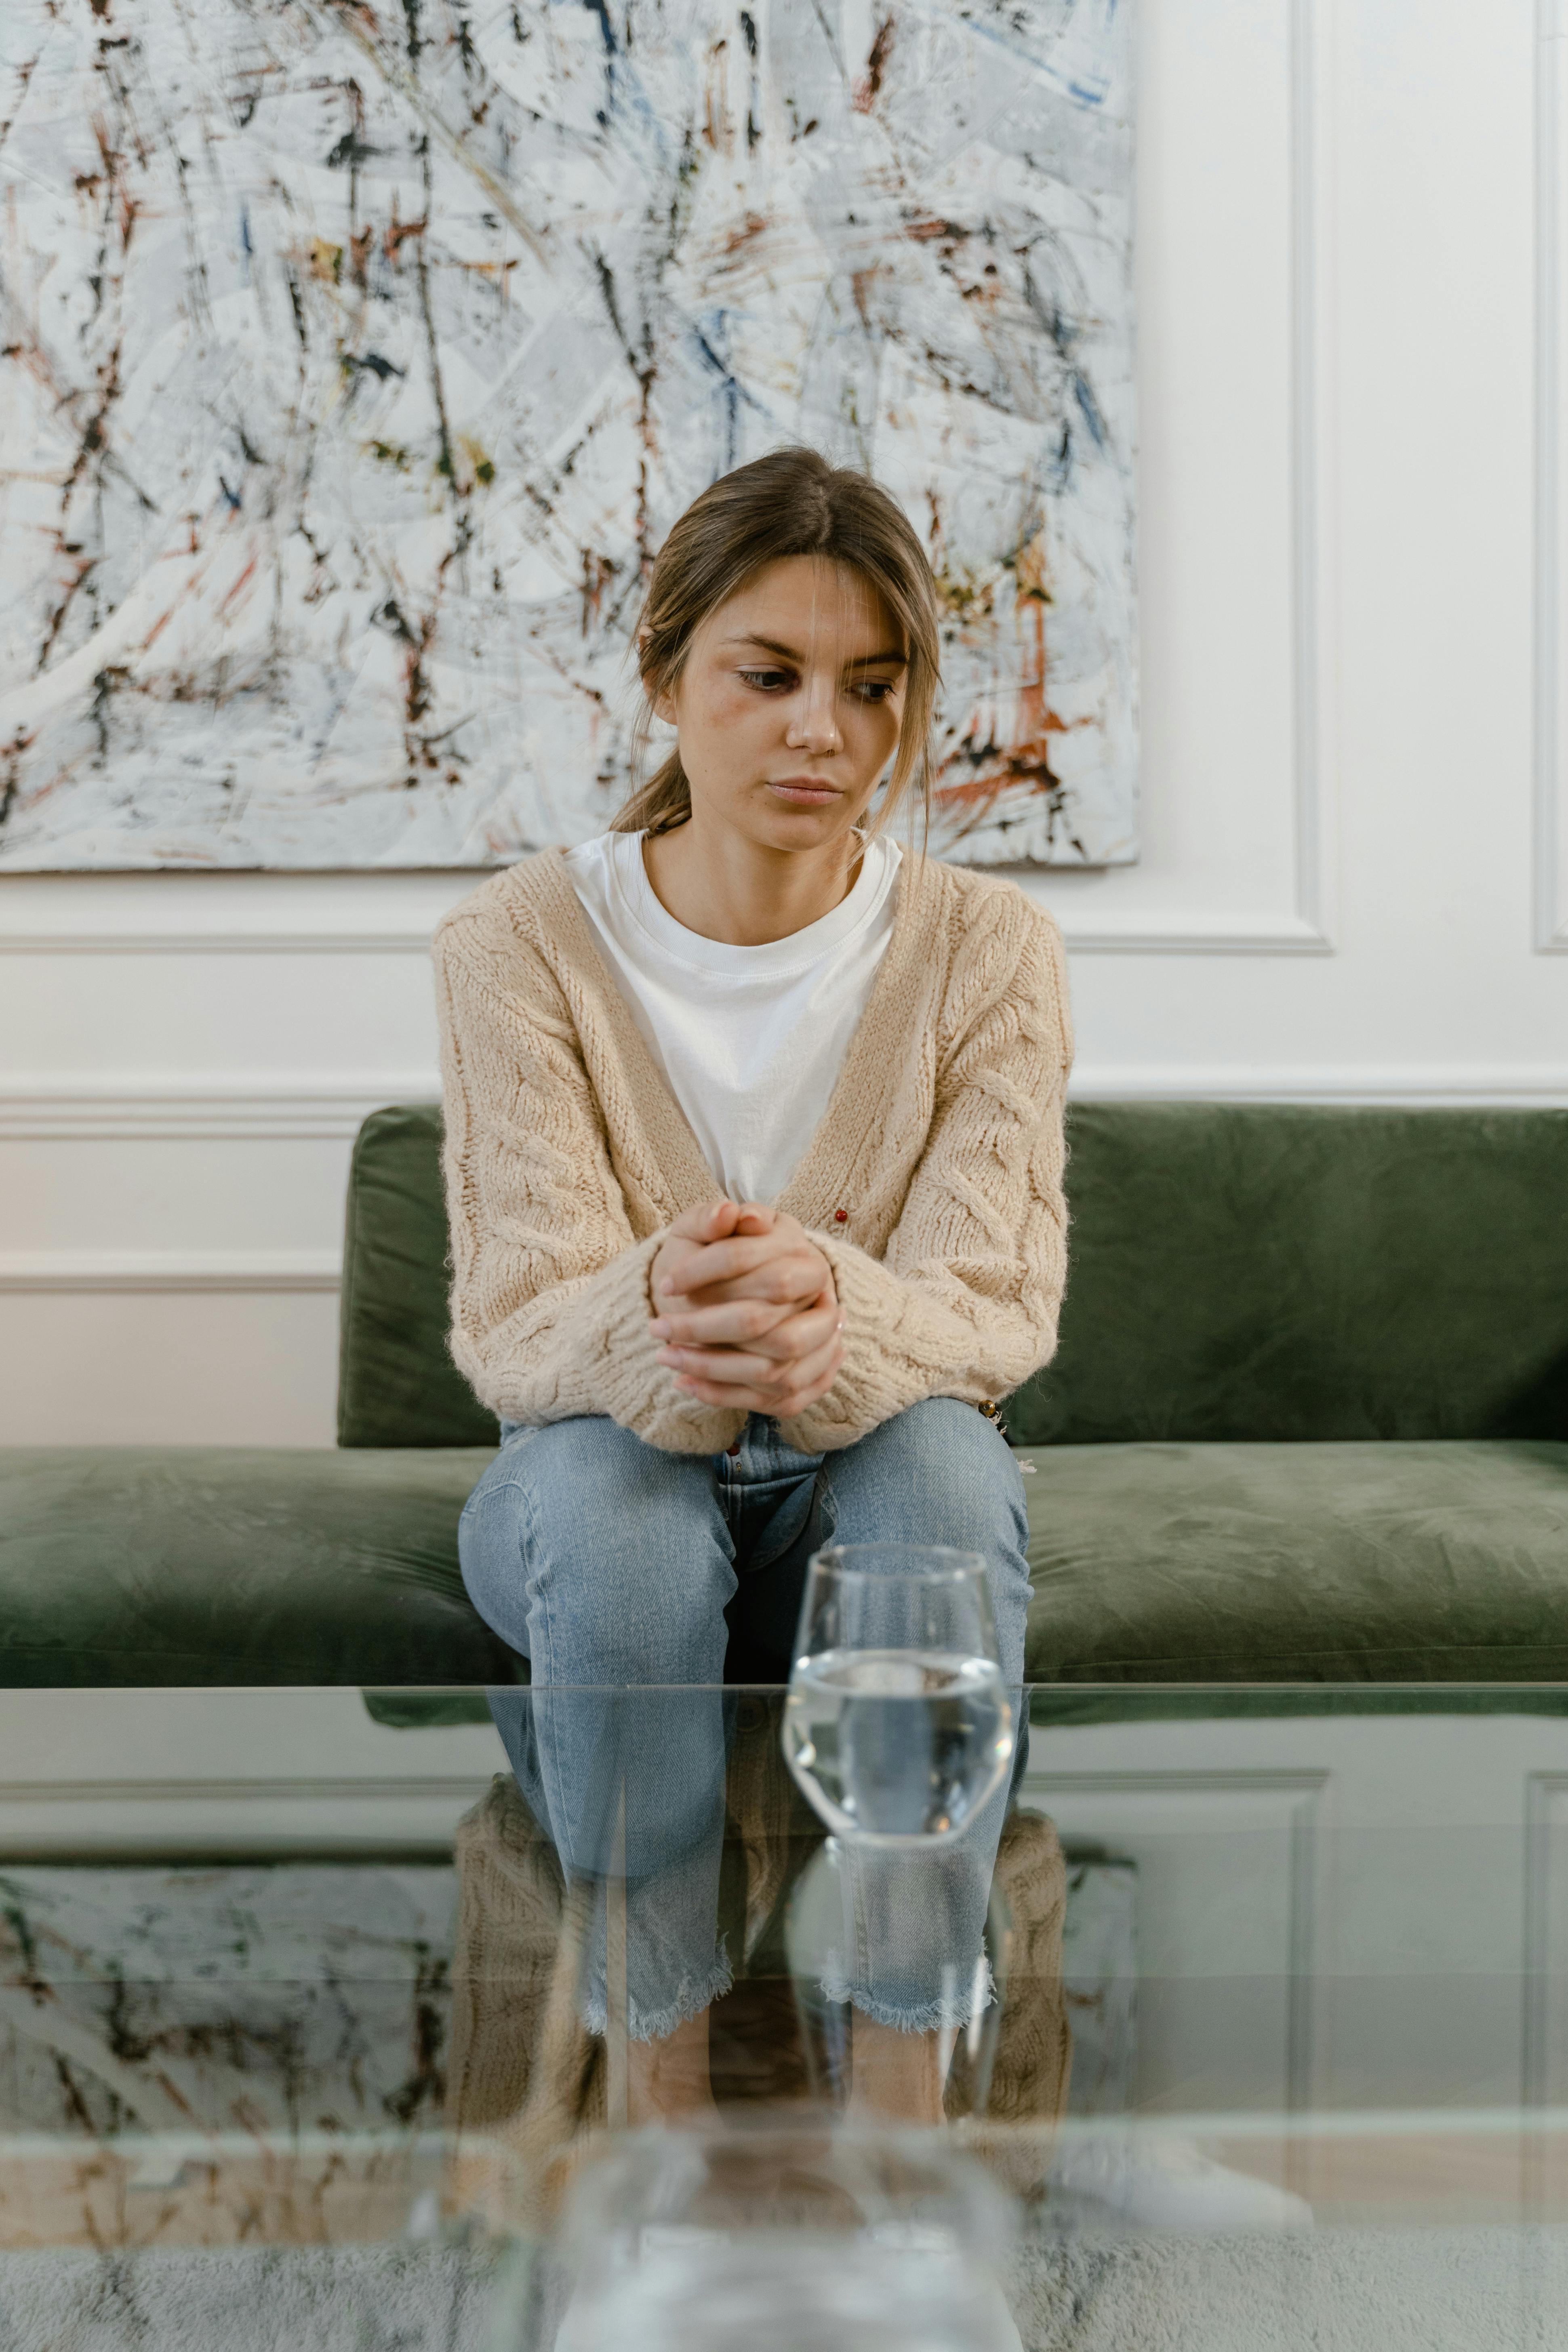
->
[[3, 1103, 1566, 1688]]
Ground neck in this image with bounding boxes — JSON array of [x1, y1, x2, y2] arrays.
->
[[641, 815, 863, 946]]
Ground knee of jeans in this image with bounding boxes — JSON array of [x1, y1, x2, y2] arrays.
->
[[461, 1421, 731, 1680], [855, 1397, 1029, 1558]]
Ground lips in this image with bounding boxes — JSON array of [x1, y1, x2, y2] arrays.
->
[[767, 777, 841, 802]]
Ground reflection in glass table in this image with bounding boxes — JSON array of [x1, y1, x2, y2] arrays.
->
[[3, 1683, 1568, 2348]]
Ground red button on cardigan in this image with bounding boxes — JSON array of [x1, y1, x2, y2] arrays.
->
[[833, 1209, 848, 1222]]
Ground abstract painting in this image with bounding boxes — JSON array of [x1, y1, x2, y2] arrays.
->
[[0, 0, 1135, 870]]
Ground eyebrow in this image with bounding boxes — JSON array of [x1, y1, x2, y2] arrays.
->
[[722, 632, 908, 669]]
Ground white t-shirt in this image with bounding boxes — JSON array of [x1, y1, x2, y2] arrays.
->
[[562, 828, 903, 1205]]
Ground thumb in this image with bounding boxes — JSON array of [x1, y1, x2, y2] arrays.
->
[[673, 1198, 739, 1241]]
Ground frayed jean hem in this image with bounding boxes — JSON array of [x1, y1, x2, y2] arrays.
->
[[580, 1938, 734, 2044], [820, 1953, 996, 2034]]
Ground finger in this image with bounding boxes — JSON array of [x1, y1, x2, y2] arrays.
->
[[653, 1232, 784, 1297], [652, 1297, 798, 1348], [668, 1345, 786, 1389], [674, 1327, 844, 1404], [674, 1335, 844, 1416], [653, 1220, 749, 1297], [669, 1199, 741, 1244], [770, 1330, 846, 1407], [687, 1273, 829, 1319], [731, 1201, 776, 1236], [661, 1325, 837, 1392], [657, 1277, 838, 1340], [664, 1246, 830, 1308], [722, 1294, 841, 1363]]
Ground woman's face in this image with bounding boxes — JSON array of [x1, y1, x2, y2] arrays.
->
[[650, 555, 908, 854]]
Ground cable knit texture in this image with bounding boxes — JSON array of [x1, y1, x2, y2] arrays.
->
[[433, 846, 1073, 1455]]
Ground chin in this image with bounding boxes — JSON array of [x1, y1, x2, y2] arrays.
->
[[753, 792, 859, 841]]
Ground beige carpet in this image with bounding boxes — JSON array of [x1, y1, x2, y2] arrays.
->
[[1012, 2226, 1568, 2351], [3, 2229, 1568, 2351]]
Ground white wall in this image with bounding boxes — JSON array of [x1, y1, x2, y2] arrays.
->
[[3, 0, 1566, 1447]]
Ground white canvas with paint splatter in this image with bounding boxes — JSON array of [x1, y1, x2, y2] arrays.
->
[[0, 0, 1135, 869]]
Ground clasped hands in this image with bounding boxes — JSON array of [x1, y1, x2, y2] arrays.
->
[[649, 1200, 845, 1420]]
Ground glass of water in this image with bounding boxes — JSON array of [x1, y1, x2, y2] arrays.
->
[[536, 2121, 1020, 2352], [782, 1545, 1013, 1846]]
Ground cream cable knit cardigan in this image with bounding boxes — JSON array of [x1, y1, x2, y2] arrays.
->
[[432, 846, 1073, 1457]]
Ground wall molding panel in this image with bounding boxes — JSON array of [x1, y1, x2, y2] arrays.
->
[[0, 921, 441, 956], [0, 1078, 438, 1141], [0, 1691, 505, 1855], [0, 1250, 342, 1294], [1538, 0, 1568, 951], [0, 903, 1338, 960], [4, 1062, 1567, 1157], [1071, 1064, 1568, 1103], [0, 875, 467, 958], [1286, 0, 1339, 958], [0, 872, 465, 957], [0, 1776, 492, 1858], [1038, 910, 1333, 957], [1024, 1765, 1326, 2117], [1524, 1771, 1568, 2110]]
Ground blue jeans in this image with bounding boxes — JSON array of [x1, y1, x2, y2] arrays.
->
[[458, 1397, 1031, 2040]]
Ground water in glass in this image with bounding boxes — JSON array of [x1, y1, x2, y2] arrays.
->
[[783, 1546, 1012, 1846]]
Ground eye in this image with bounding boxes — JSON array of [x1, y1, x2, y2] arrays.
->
[[738, 667, 794, 692], [853, 679, 898, 703]]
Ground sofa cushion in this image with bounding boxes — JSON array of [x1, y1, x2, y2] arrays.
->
[[338, 1105, 498, 1449], [1010, 1103, 1568, 1445], [1020, 1439, 1568, 1680], [4, 1440, 1566, 1688], [0, 1447, 511, 1687], [338, 1101, 1568, 1450]]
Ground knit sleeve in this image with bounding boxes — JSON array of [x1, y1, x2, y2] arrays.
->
[[780, 892, 1073, 1454], [434, 914, 743, 1457]]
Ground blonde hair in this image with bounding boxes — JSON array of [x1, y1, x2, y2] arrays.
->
[[612, 444, 941, 843]]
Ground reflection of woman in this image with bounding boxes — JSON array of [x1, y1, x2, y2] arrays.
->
[[436, 445, 1073, 2125]]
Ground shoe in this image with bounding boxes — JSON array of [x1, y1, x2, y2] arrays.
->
[[1047, 2129, 1312, 2231]]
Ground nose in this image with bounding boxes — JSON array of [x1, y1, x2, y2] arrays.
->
[[784, 673, 843, 757]]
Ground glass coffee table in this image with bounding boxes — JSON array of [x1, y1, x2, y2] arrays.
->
[[2, 1683, 1567, 2348]]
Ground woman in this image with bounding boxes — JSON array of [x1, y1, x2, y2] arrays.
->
[[436, 444, 1073, 2126]]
